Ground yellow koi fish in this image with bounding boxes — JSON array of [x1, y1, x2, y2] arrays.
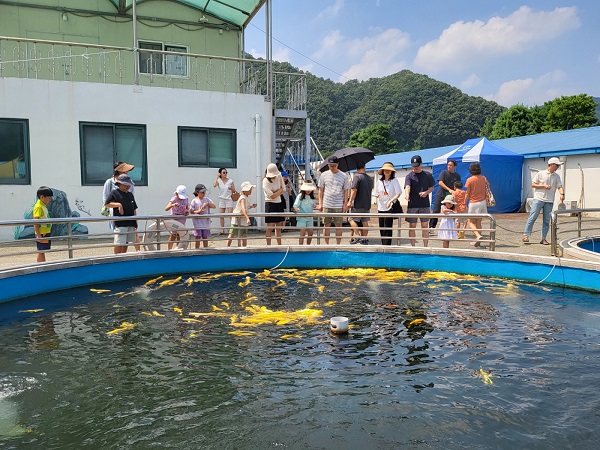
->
[[107, 321, 138, 335], [159, 276, 182, 287], [173, 307, 183, 316], [182, 318, 202, 323], [479, 368, 494, 385], [281, 334, 301, 339], [221, 302, 230, 309], [90, 288, 111, 293], [144, 276, 163, 285], [407, 318, 426, 328], [152, 311, 164, 317], [19, 309, 44, 313], [228, 330, 256, 336]]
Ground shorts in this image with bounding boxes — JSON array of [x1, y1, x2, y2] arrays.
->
[[405, 207, 431, 223], [193, 229, 210, 238], [296, 217, 314, 228], [350, 207, 370, 223], [218, 199, 235, 210], [36, 234, 51, 251], [323, 207, 343, 225], [229, 224, 247, 237], [468, 200, 488, 215], [265, 201, 285, 223], [114, 226, 137, 245]]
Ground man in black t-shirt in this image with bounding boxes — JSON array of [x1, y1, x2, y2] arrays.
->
[[430, 160, 461, 230], [347, 161, 373, 244], [404, 155, 435, 247], [105, 174, 138, 254]]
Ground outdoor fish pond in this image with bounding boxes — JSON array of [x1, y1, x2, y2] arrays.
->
[[1, 268, 599, 449]]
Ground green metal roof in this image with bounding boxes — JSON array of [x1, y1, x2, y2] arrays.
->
[[108, 0, 266, 28]]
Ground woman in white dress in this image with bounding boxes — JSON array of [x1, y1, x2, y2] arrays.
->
[[438, 194, 458, 248], [213, 168, 236, 234]]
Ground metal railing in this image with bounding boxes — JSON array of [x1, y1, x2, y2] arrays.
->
[[550, 208, 600, 256], [0, 212, 496, 270], [0, 35, 266, 94]]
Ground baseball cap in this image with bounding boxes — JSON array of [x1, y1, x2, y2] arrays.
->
[[411, 155, 422, 167], [194, 184, 207, 193], [175, 185, 188, 199], [327, 155, 339, 164], [115, 174, 133, 188], [547, 157, 563, 166], [280, 170, 289, 177]]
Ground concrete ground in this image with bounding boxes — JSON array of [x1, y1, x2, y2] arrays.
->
[[1, 212, 596, 270]]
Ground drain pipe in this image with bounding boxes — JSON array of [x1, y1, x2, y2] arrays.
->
[[255, 114, 263, 224]]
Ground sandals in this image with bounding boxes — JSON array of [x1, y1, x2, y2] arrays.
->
[[470, 236, 483, 247], [540, 238, 550, 245], [522, 235, 530, 243]]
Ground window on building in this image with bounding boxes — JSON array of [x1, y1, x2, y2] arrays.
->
[[0, 118, 30, 185], [178, 127, 236, 168], [80, 122, 147, 186], [139, 41, 188, 76]]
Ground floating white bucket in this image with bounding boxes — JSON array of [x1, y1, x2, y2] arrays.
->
[[330, 316, 349, 334]]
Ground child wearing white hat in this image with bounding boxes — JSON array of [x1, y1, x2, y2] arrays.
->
[[293, 180, 318, 245], [438, 194, 458, 248], [165, 185, 189, 250]]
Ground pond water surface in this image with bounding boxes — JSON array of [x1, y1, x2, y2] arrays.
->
[[1, 268, 599, 449]]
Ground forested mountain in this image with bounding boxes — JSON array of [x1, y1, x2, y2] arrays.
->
[[595, 97, 600, 121], [258, 59, 506, 153], [306, 70, 505, 153]]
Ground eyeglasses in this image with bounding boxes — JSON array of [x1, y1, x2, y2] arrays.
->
[[222, 171, 227, 174]]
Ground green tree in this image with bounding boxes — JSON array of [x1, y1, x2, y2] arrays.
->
[[489, 105, 537, 139], [542, 94, 598, 131], [347, 123, 398, 154]]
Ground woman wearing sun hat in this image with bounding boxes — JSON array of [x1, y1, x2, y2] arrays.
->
[[262, 163, 286, 245], [374, 162, 403, 245]]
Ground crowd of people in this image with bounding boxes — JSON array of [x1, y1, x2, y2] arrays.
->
[[32, 153, 565, 259]]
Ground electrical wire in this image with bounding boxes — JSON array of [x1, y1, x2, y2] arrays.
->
[[248, 22, 350, 81]]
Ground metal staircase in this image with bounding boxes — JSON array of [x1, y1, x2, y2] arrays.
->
[[271, 72, 322, 194]]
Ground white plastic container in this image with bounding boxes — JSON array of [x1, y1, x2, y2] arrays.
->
[[330, 316, 349, 334]]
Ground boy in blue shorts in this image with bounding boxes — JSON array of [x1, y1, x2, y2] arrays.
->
[[33, 186, 53, 262]]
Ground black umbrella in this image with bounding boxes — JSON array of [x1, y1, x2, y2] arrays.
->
[[319, 147, 375, 173]]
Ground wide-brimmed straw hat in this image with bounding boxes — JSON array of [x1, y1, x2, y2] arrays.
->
[[266, 163, 280, 178], [299, 180, 317, 192], [377, 162, 396, 175], [442, 194, 456, 205], [115, 162, 135, 173]]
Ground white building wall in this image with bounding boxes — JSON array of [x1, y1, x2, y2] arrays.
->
[[0, 78, 272, 239]]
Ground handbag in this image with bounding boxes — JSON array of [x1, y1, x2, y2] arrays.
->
[[231, 190, 240, 201], [391, 200, 403, 213], [485, 180, 496, 207], [101, 205, 110, 216]]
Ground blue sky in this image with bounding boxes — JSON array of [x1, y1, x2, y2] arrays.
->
[[244, 0, 599, 107]]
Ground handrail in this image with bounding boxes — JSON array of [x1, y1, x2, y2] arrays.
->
[[550, 208, 600, 256], [0, 212, 496, 269]]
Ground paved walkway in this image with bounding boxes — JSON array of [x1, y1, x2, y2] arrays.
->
[[2, 212, 594, 270]]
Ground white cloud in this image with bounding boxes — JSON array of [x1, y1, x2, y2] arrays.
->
[[488, 70, 570, 106], [316, 0, 345, 20], [314, 28, 411, 81], [414, 6, 580, 73], [461, 74, 480, 90], [272, 47, 290, 62]]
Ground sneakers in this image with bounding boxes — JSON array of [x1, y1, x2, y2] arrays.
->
[[350, 238, 360, 245], [359, 239, 369, 245]]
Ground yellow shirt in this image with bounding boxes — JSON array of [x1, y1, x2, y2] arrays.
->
[[33, 199, 51, 235]]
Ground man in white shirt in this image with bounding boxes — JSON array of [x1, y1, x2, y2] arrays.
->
[[523, 157, 565, 245], [318, 155, 350, 244]]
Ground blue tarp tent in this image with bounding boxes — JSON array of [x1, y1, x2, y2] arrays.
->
[[432, 137, 524, 213]]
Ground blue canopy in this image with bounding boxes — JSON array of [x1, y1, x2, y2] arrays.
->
[[432, 137, 524, 213]]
